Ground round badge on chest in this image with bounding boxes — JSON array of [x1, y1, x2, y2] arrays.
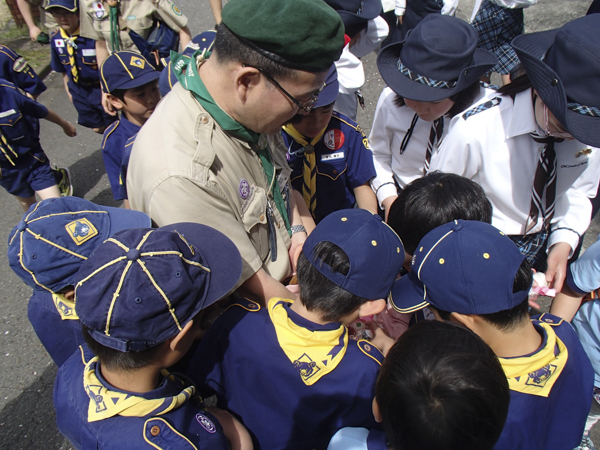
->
[[303, 144, 315, 154]]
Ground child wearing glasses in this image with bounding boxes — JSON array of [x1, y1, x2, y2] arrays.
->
[[282, 66, 377, 224]]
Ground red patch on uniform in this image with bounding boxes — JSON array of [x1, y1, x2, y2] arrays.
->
[[324, 129, 345, 151]]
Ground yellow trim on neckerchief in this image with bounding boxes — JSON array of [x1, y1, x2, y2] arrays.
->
[[59, 27, 80, 84], [282, 124, 328, 215], [52, 292, 78, 320], [84, 357, 195, 422], [499, 322, 568, 397], [268, 298, 348, 386]]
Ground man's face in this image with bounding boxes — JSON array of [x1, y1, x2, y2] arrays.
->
[[246, 69, 328, 135]]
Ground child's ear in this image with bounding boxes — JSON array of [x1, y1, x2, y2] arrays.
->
[[106, 94, 125, 111], [168, 319, 195, 352], [372, 398, 383, 423], [358, 299, 387, 318], [63, 288, 76, 301], [449, 312, 477, 329]]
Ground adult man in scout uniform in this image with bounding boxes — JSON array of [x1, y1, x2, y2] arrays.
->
[[127, 0, 345, 304]]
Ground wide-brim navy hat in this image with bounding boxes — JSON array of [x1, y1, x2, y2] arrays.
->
[[512, 15, 600, 147], [303, 209, 404, 300], [75, 223, 242, 352], [314, 65, 339, 108], [325, 0, 382, 27], [7, 197, 151, 292], [45, 0, 77, 11], [389, 220, 531, 315], [378, 15, 497, 102], [100, 51, 160, 93]]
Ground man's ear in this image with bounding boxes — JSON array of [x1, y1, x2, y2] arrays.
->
[[358, 299, 387, 318], [234, 65, 262, 103], [168, 319, 195, 352], [106, 93, 125, 111], [372, 398, 383, 423]]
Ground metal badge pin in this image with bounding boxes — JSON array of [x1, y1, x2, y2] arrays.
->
[[576, 148, 593, 158], [304, 144, 315, 154]]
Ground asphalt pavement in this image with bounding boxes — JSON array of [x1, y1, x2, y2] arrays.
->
[[0, 0, 596, 448]]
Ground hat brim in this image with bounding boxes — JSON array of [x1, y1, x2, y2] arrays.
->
[[513, 30, 600, 147], [109, 70, 161, 93], [377, 41, 498, 102], [315, 66, 339, 108], [101, 205, 152, 236], [389, 272, 430, 314], [160, 223, 242, 310], [337, 1, 382, 26], [45, 2, 77, 12]]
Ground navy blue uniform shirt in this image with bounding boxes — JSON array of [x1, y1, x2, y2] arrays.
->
[[118, 132, 138, 200], [0, 45, 46, 97], [282, 111, 376, 223], [101, 116, 140, 200]]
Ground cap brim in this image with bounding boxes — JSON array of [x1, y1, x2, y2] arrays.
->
[[315, 78, 339, 108], [389, 272, 429, 314], [337, 1, 382, 26], [377, 42, 497, 102], [160, 223, 242, 309], [114, 71, 161, 92], [45, 3, 77, 11], [100, 205, 152, 236]]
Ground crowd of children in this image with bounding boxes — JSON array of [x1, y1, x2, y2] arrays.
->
[[4, 0, 600, 449]]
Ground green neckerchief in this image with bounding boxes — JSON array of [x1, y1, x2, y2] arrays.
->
[[109, 5, 120, 53], [171, 50, 291, 235]]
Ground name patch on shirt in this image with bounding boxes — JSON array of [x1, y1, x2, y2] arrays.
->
[[82, 49, 96, 56], [55, 39, 65, 47], [561, 162, 588, 169], [0, 109, 16, 118], [321, 152, 344, 161]]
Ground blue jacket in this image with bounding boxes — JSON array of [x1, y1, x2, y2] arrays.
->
[[0, 45, 46, 96]]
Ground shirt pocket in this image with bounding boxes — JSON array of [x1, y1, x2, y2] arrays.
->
[[0, 109, 27, 147], [317, 159, 348, 201], [127, 15, 154, 37], [241, 185, 270, 262]]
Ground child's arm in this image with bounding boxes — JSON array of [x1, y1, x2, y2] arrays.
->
[[178, 26, 192, 49], [62, 74, 73, 103], [16, 0, 41, 41], [209, 0, 224, 23], [205, 407, 254, 450], [354, 183, 378, 215], [44, 109, 77, 137], [550, 286, 585, 322]]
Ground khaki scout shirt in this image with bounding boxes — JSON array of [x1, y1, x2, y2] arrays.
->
[[127, 82, 292, 288], [79, 0, 188, 54]]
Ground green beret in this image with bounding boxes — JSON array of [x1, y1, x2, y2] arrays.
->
[[221, 0, 345, 72]]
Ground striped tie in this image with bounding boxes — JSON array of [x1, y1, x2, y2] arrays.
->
[[423, 118, 444, 175], [526, 135, 561, 233], [282, 124, 328, 215], [60, 27, 79, 84]]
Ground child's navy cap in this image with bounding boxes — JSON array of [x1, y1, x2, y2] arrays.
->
[[7, 197, 151, 293], [324, 0, 382, 27], [45, 0, 78, 11], [390, 220, 531, 315], [303, 209, 404, 300], [74, 223, 242, 352], [100, 51, 160, 93], [377, 15, 497, 102], [313, 65, 339, 108]]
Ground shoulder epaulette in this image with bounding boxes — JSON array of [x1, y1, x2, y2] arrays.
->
[[357, 339, 384, 365], [332, 110, 362, 132], [101, 120, 120, 149], [462, 97, 502, 121], [225, 297, 261, 313], [50, 28, 60, 38], [534, 313, 564, 327], [125, 133, 138, 148]]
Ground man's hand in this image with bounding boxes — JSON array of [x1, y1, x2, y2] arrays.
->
[[546, 242, 572, 292], [288, 231, 306, 274]]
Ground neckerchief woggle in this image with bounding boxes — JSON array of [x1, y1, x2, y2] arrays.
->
[[268, 298, 348, 386], [171, 50, 291, 236], [84, 354, 194, 422], [499, 322, 568, 397]]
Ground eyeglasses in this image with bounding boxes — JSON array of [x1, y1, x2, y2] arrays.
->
[[247, 65, 325, 113]]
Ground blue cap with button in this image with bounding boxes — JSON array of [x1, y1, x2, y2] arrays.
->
[[100, 50, 160, 93], [389, 220, 531, 315], [74, 223, 242, 352]]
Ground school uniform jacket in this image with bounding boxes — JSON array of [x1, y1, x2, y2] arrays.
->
[[54, 345, 229, 449], [186, 298, 384, 450], [429, 88, 600, 253]]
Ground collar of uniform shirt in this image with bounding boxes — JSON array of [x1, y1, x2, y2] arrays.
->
[[506, 88, 543, 139]]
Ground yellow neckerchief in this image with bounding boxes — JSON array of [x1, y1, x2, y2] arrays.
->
[[282, 124, 328, 215], [52, 292, 78, 320], [268, 298, 348, 386], [499, 322, 568, 397], [84, 357, 195, 422], [59, 27, 79, 84], [0, 129, 17, 166]]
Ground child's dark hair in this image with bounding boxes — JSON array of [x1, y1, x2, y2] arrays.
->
[[296, 241, 368, 322], [108, 89, 127, 103], [393, 81, 482, 118], [431, 258, 533, 331], [387, 172, 492, 255], [376, 320, 510, 450], [82, 326, 161, 371], [213, 23, 298, 81], [497, 73, 532, 98]]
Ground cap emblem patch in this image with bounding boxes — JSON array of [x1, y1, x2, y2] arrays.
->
[[65, 218, 98, 245], [130, 56, 145, 69]]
